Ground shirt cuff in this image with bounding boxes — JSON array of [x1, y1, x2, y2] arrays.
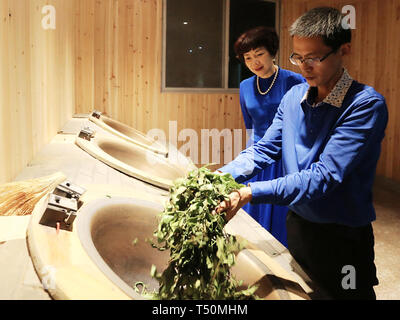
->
[[248, 180, 275, 205]]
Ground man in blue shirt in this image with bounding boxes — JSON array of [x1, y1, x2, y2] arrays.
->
[[216, 7, 388, 299]]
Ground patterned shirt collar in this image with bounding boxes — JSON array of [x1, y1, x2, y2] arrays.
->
[[301, 69, 354, 108]]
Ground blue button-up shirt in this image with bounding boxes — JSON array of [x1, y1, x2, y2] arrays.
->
[[220, 69, 388, 227]]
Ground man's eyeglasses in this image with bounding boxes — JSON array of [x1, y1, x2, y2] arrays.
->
[[289, 49, 336, 67]]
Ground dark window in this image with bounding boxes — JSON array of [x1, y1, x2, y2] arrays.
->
[[163, 0, 278, 91]]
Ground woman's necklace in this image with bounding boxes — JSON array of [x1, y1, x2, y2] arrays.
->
[[257, 65, 279, 95]]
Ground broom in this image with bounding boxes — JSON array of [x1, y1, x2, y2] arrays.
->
[[0, 172, 67, 216]]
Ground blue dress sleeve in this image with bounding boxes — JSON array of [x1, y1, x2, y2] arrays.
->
[[239, 82, 252, 129], [239, 82, 255, 147]]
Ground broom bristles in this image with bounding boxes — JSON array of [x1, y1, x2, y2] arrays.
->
[[0, 172, 67, 216]]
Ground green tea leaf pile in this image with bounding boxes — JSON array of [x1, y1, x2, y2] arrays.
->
[[145, 166, 258, 300]]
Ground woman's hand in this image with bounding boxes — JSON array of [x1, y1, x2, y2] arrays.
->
[[213, 186, 252, 222]]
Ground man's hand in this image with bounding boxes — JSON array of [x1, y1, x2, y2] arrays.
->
[[213, 186, 252, 222]]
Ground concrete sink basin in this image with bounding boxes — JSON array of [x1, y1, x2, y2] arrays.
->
[[89, 112, 169, 157], [77, 197, 169, 299], [76, 133, 186, 190], [76, 197, 309, 300]]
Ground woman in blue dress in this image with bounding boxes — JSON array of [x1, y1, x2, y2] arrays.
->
[[233, 26, 305, 247]]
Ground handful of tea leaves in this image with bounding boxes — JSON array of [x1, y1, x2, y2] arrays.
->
[[146, 166, 258, 300]]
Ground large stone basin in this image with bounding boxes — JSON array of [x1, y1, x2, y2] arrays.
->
[[89, 113, 169, 157], [77, 197, 169, 299], [76, 134, 186, 190], [76, 197, 309, 300]]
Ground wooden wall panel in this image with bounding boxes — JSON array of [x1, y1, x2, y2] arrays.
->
[[0, 0, 76, 183], [74, 0, 94, 113], [75, 0, 400, 180], [75, 0, 246, 171], [0, 0, 11, 182], [280, 0, 400, 181]]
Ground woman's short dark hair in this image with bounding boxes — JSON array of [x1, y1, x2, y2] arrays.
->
[[289, 7, 351, 51], [234, 26, 279, 63]]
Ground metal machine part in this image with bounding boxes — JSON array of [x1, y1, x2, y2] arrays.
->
[[55, 180, 86, 200], [91, 110, 102, 119], [39, 181, 86, 232], [78, 127, 95, 141]]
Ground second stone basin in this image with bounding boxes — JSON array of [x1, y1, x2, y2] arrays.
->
[[75, 133, 187, 190], [89, 112, 169, 157]]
